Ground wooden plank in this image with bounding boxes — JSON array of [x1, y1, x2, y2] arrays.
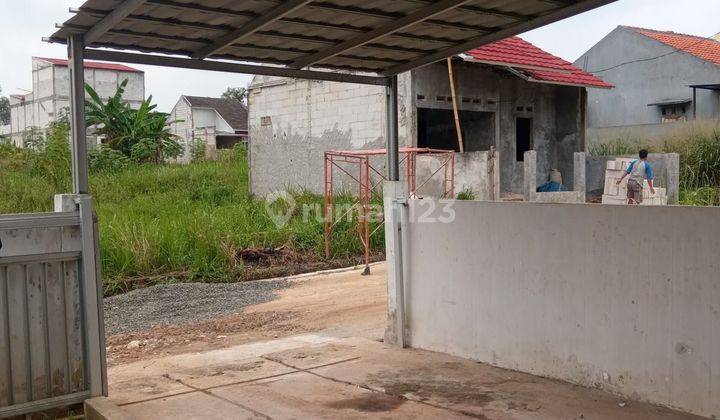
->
[[446, 58, 464, 153], [0, 266, 11, 406], [45, 262, 69, 397], [26, 263, 50, 401], [64, 260, 85, 393], [6, 264, 30, 404]]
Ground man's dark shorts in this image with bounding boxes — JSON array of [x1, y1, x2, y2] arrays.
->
[[627, 179, 643, 204]]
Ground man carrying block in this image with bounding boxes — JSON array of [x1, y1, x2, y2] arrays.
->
[[616, 149, 656, 205]]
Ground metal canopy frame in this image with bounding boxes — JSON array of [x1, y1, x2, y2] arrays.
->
[[48, 0, 617, 78], [41, 0, 616, 370], [47, 1, 620, 173]]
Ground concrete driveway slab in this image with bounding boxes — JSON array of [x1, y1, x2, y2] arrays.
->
[[102, 334, 704, 419], [165, 357, 296, 390], [211, 370, 469, 419], [262, 343, 363, 370], [109, 373, 193, 405], [121, 390, 265, 420]]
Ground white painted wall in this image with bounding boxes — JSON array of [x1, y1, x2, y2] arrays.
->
[[9, 58, 144, 146], [402, 199, 720, 418], [191, 108, 233, 133]]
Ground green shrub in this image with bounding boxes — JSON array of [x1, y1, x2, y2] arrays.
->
[[456, 188, 476, 200], [22, 127, 45, 151], [89, 145, 132, 173], [0, 138, 31, 170], [680, 187, 720, 206], [189, 138, 207, 162], [32, 123, 71, 190]]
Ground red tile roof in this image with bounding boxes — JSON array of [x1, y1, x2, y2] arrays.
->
[[463, 37, 613, 89], [35, 57, 143, 73], [629, 27, 720, 67]]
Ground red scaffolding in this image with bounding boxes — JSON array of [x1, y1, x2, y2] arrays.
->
[[323, 147, 455, 274]]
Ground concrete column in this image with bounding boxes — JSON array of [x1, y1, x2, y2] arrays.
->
[[491, 149, 500, 201], [574, 152, 586, 196], [54, 194, 79, 212], [666, 153, 680, 204], [523, 150, 537, 202], [383, 181, 408, 347]]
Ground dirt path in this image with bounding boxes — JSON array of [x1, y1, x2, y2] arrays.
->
[[106, 263, 387, 366]]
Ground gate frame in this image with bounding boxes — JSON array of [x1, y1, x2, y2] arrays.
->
[[0, 35, 107, 418], [0, 198, 107, 418]]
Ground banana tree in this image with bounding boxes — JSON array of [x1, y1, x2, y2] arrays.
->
[[85, 80, 183, 162]]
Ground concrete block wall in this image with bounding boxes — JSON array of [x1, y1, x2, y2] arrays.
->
[[524, 150, 585, 203], [414, 150, 499, 200], [602, 158, 668, 205], [586, 153, 680, 204], [248, 74, 413, 196], [248, 62, 586, 197], [403, 199, 720, 418]]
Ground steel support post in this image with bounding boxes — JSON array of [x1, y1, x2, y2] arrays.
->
[[68, 34, 89, 194], [383, 75, 406, 347], [76, 196, 106, 397], [386, 76, 400, 181]]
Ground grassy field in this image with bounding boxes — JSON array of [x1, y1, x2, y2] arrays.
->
[[0, 137, 383, 295]]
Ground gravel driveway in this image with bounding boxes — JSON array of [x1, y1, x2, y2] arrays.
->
[[104, 279, 290, 335]]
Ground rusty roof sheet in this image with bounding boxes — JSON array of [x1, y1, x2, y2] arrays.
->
[[49, 0, 616, 76]]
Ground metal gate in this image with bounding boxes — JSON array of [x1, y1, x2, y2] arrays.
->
[[0, 196, 106, 418]]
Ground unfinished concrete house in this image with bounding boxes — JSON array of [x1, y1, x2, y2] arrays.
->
[[169, 96, 248, 161], [9, 57, 144, 146], [249, 37, 610, 197]]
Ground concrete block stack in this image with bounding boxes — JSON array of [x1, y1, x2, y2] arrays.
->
[[602, 158, 667, 205]]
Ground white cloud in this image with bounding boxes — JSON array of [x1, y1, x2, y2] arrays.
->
[[1, 0, 718, 110]]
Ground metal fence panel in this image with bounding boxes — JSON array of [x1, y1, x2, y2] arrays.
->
[[0, 207, 103, 418]]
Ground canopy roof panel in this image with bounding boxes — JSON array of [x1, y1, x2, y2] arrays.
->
[[49, 0, 616, 77]]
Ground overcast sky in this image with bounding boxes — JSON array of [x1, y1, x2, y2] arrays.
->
[[1, 0, 719, 112]]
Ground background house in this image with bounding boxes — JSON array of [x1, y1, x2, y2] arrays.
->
[[169, 96, 248, 161], [574, 26, 720, 142], [249, 37, 610, 196], [9, 57, 144, 146]]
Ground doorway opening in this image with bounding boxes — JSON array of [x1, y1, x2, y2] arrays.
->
[[516, 117, 532, 161]]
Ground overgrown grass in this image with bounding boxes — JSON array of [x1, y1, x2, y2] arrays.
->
[[679, 187, 720, 206], [588, 138, 653, 157], [1, 137, 383, 295]]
